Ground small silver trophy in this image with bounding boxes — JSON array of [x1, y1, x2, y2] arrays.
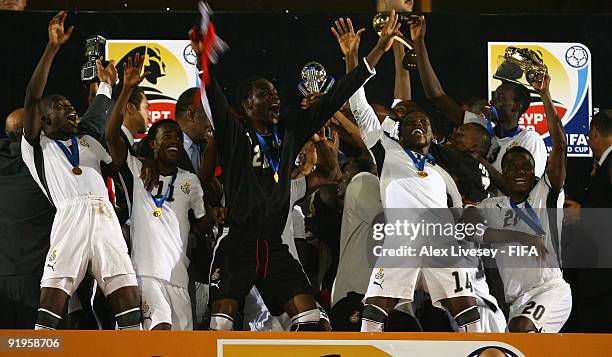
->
[[298, 62, 335, 97]]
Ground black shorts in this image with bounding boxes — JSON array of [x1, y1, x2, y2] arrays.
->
[[208, 228, 312, 316]]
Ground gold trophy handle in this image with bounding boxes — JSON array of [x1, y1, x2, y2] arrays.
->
[[376, 31, 414, 50]]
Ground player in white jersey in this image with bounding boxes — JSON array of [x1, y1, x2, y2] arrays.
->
[[21, 12, 141, 330], [105, 55, 217, 330], [410, 16, 547, 181], [471, 75, 571, 332]]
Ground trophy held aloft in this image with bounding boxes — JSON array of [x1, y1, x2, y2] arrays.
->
[[372, 12, 421, 70], [494, 46, 548, 88]]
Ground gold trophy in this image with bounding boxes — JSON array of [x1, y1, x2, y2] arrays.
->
[[372, 12, 421, 70], [298, 61, 335, 97], [493, 46, 547, 88]]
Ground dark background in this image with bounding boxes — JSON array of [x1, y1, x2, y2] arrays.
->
[[0, 11, 609, 198]]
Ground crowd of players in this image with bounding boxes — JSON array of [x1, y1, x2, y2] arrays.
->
[[1, 5, 611, 334]]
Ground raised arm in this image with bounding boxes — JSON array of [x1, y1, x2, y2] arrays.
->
[[411, 16, 464, 126], [190, 38, 237, 146], [23, 11, 74, 144], [105, 54, 149, 167], [333, 110, 369, 155], [392, 42, 411, 101], [294, 14, 400, 147], [533, 75, 567, 192]]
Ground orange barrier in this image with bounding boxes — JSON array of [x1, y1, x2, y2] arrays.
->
[[0, 330, 611, 356]]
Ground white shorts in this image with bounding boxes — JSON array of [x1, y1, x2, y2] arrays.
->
[[508, 278, 572, 333], [139, 276, 192, 330], [463, 274, 506, 332], [41, 196, 135, 296], [365, 267, 476, 308]]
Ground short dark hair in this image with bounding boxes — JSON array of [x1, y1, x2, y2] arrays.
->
[[128, 86, 145, 108], [175, 87, 199, 119], [501, 145, 534, 170], [502, 81, 531, 117], [397, 106, 429, 139], [235, 76, 265, 115], [464, 122, 491, 156], [147, 119, 183, 140], [591, 109, 612, 137]]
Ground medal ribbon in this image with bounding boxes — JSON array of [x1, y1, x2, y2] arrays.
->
[[255, 125, 281, 181], [150, 173, 177, 211], [404, 149, 434, 172], [509, 198, 546, 236], [488, 105, 521, 139], [55, 136, 80, 170]]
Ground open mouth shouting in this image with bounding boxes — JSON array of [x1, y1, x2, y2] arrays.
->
[[66, 112, 79, 126], [269, 102, 280, 120]]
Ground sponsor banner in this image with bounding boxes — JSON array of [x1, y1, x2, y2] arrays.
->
[[106, 40, 199, 138], [218, 339, 524, 357], [488, 42, 592, 157]]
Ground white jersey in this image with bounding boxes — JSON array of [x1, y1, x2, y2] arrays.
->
[[125, 153, 206, 288], [21, 135, 111, 206], [478, 174, 565, 303], [332, 172, 383, 306], [350, 87, 461, 210], [464, 111, 547, 178]]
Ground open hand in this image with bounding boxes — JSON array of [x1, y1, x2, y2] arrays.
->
[[48, 11, 74, 48], [376, 10, 403, 52], [331, 18, 365, 57], [122, 52, 150, 89], [96, 59, 118, 86]]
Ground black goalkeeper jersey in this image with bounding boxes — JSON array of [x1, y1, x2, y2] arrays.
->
[[430, 143, 491, 203], [204, 61, 373, 238]]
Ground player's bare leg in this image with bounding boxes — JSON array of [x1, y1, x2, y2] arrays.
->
[[35, 287, 70, 330], [440, 296, 481, 332], [507, 316, 538, 332], [284, 293, 320, 331], [210, 298, 239, 330], [361, 296, 399, 332], [107, 286, 142, 330]]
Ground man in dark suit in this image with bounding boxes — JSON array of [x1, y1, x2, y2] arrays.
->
[[584, 110, 612, 207], [563, 109, 612, 332]]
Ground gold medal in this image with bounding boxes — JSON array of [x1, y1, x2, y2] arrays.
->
[[273, 172, 279, 183], [417, 170, 428, 178], [153, 207, 163, 217], [72, 167, 82, 175]]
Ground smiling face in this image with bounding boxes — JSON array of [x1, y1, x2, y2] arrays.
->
[[399, 111, 433, 150], [243, 79, 281, 126], [150, 122, 183, 166], [41, 95, 79, 139], [502, 150, 536, 194]]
